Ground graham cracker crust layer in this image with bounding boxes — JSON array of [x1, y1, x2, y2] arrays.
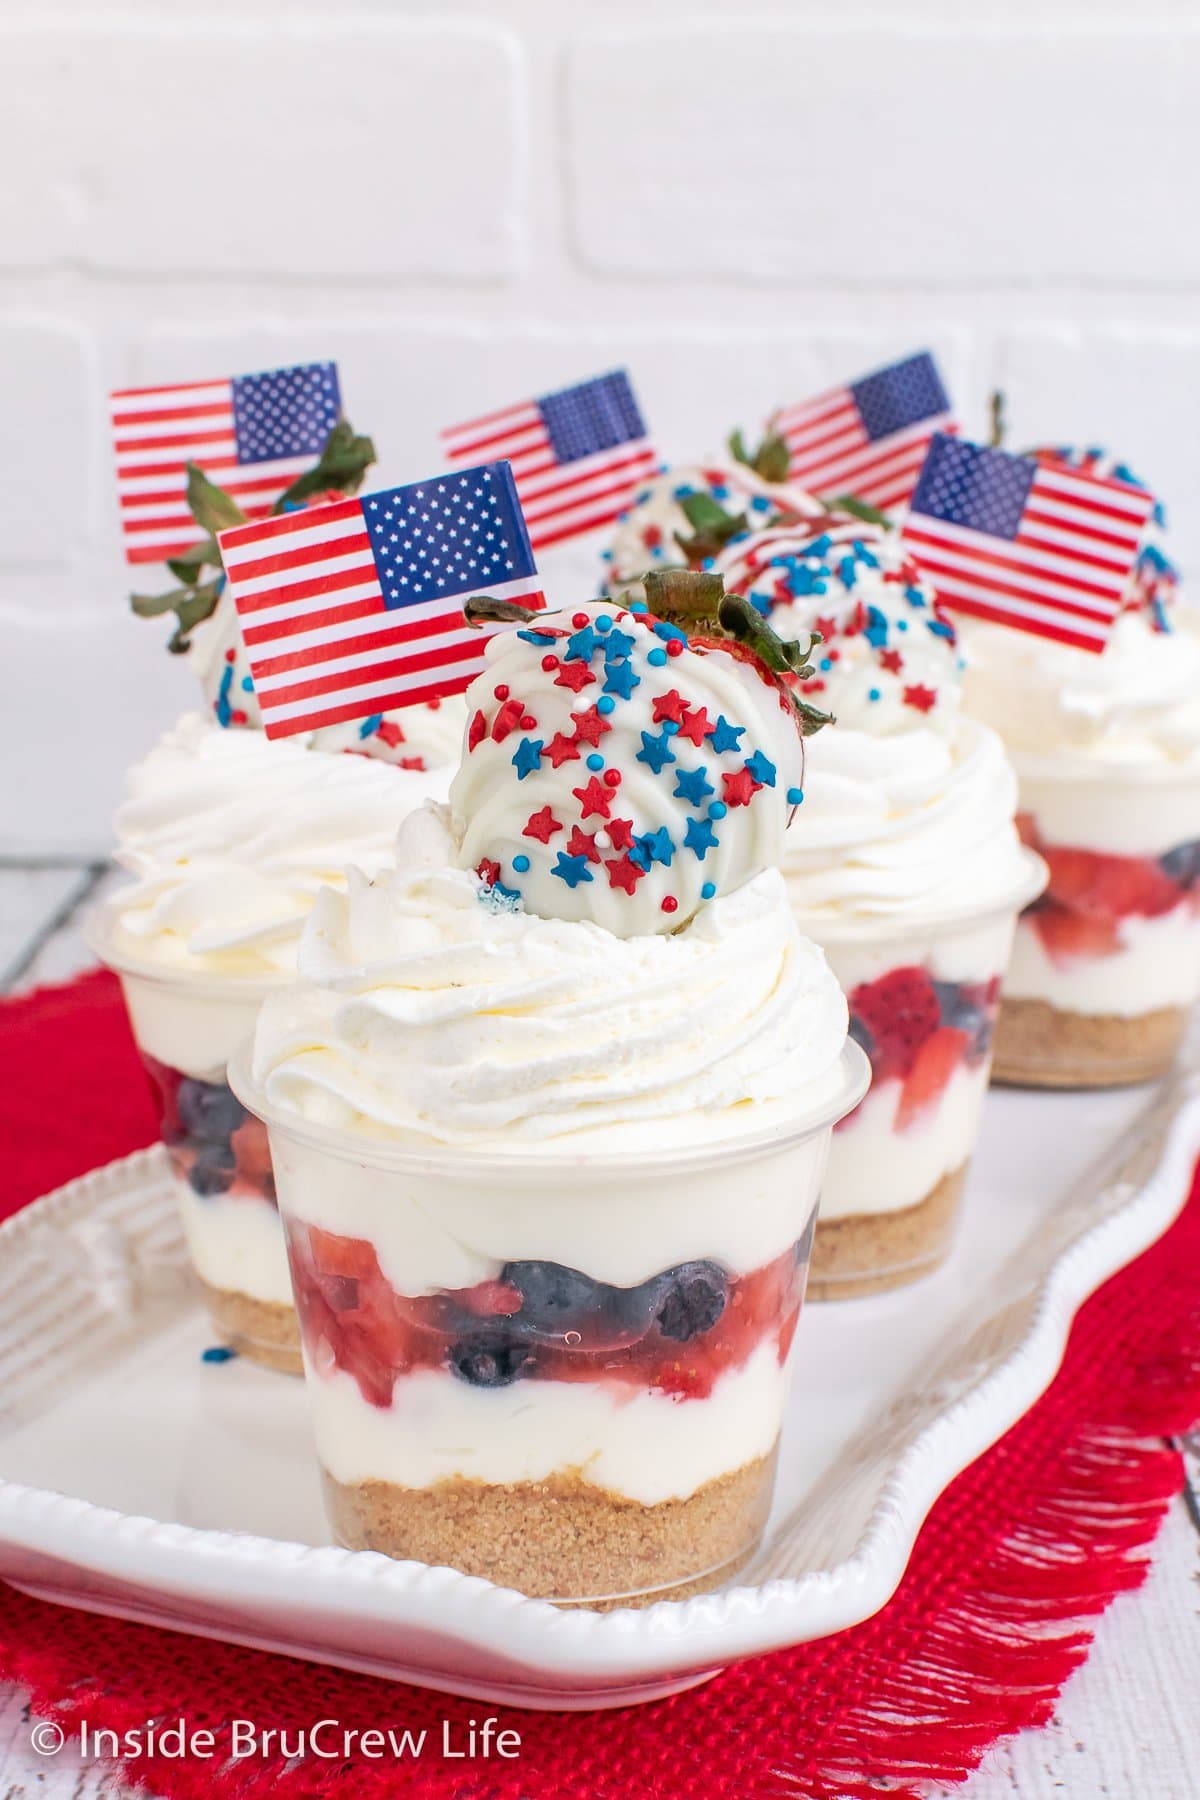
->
[[199, 1278, 302, 1375], [325, 1450, 776, 1608], [809, 1164, 967, 1301], [992, 997, 1187, 1090]]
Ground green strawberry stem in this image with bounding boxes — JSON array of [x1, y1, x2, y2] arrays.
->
[[989, 389, 1006, 448], [673, 490, 749, 563], [729, 426, 792, 485], [816, 492, 893, 528], [643, 569, 833, 737], [130, 417, 376, 655], [463, 594, 543, 626]]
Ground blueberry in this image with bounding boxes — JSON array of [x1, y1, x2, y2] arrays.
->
[[178, 1078, 246, 1144], [1161, 839, 1200, 891], [500, 1260, 607, 1339], [449, 1333, 533, 1387], [847, 1012, 875, 1060], [654, 1261, 727, 1342], [188, 1156, 236, 1197], [932, 979, 992, 1060]]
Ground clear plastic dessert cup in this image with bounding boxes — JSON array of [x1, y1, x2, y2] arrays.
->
[[228, 1041, 869, 1609], [995, 759, 1200, 1089], [802, 850, 1047, 1301], [86, 908, 300, 1373]]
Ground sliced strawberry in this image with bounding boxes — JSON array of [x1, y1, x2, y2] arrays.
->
[[1083, 855, 1182, 920], [1031, 907, 1122, 962], [850, 966, 942, 1082], [1042, 846, 1102, 909], [895, 1026, 970, 1131]]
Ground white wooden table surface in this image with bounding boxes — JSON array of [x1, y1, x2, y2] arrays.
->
[[1, 861, 1198, 1799]]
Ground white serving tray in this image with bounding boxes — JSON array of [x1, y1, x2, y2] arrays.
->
[[0, 1066, 1198, 1712]]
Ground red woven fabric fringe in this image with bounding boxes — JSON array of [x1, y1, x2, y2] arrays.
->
[[1, 973, 1198, 1799]]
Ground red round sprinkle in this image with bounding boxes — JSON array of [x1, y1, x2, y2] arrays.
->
[[230, 709, 248, 725], [661, 896, 678, 914], [225, 649, 236, 663], [603, 769, 621, 786], [494, 684, 510, 701], [541, 655, 558, 672], [520, 714, 537, 730], [572, 612, 589, 628], [666, 638, 684, 656]]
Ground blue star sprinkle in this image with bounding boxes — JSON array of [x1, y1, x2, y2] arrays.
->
[[744, 750, 776, 786], [603, 660, 640, 700], [602, 628, 636, 662], [673, 765, 715, 805], [636, 826, 675, 867], [565, 625, 598, 663], [684, 816, 719, 860], [636, 728, 677, 774], [706, 715, 745, 754], [512, 738, 544, 780], [551, 852, 593, 888]]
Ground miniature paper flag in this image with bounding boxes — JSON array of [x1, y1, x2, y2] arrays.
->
[[773, 350, 957, 510], [900, 434, 1155, 653], [110, 361, 341, 564], [440, 369, 659, 551], [218, 461, 544, 738]]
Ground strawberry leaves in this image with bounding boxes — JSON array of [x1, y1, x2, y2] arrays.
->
[[729, 426, 792, 485], [273, 420, 375, 512]]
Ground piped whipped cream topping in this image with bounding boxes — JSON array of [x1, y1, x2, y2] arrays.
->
[[187, 591, 466, 768], [715, 516, 963, 736], [448, 599, 805, 937], [602, 463, 820, 598], [783, 717, 1028, 922], [108, 712, 452, 977], [252, 804, 849, 1152]]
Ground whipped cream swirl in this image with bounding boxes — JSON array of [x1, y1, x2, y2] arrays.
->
[[783, 718, 1029, 923], [108, 713, 452, 977], [252, 806, 849, 1151]]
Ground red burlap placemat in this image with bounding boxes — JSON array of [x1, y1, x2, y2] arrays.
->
[[1, 971, 1198, 1799]]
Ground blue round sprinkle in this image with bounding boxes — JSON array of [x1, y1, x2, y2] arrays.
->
[[647, 647, 668, 666], [819, 657, 832, 672], [897, 619, 909, 631], [786, 786, 804, 805], [201, 1345, 238, 1365], [587, 753, 604, 771], [597, 695, 616, 715], [241, 676, 254, 692], [701, 881, 716, 899], [630, 600, 649, 614], [596, 614, 612, 633], [709, 801, 728, 820], [868, 687, 881, 702], [512, 853, 530, 873]]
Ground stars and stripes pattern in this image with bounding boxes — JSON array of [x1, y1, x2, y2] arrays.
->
[[440, 369, 660, 551], [218, 461, 544, 738], [773, 351, 957, 511], [110, 361, 342, 564], [901, 434, 1155, 653]]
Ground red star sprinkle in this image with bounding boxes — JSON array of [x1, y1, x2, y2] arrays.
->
[[376, 719, 405, 748], [554, 662, 596, 694], [651, 689, 688, 725], [675, 706, 712, 749], [567, 826, 601, 864], [722, 768, 762, 808], [607, 817, 635, 850], [522, 807, 563, 844], [903, 684, 938, 714], [476, 859, 501, 888], [468, 710, 487, 751], [570, 705, 611, 748], [879, 649, 904, 674], [572, 776, 612, 820], [605, 855, 644, 894], [399, 756, 426, 771], [543, 732, 582, 769], [491, 698, 525, 742], [814, 616, 839, 643]]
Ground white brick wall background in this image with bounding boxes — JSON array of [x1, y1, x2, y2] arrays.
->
[[3, 0, 1199, 852]]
